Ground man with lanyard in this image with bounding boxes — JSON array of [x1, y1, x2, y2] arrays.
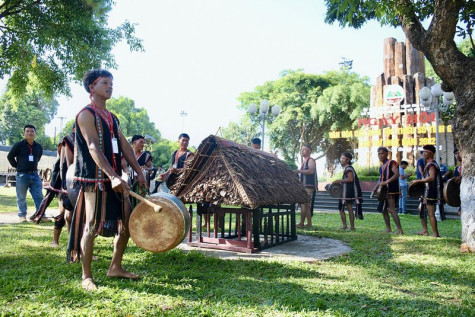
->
[[7, 125, 44, 222], [332, 152, 363, 230], [372, 147, 403, 234], [160, 133, 194, 188], [129, 134, 153, 206], [452, 148, 462, 216], [294, 144, 317, 228], [68, 69, 146, 291], [411, 145, 445, 237]]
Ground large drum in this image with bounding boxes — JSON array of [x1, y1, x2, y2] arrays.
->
[[129, 192, 190, 253], [443, 178, 461, 207], [65, 165, 79, 208]]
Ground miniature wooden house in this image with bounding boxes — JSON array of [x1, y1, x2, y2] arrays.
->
[[171, 135, 309, 253]]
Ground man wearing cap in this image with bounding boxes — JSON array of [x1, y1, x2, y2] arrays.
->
[[372, 147, 403, 234], [294, 144, 317, 228], [332, 152, 363, 230], [251, 137, 261, 150], [411, 145, 446, 237]]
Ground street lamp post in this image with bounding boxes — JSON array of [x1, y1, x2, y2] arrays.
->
[[419, 83, 455, 165], [248, 100, 281, 151]]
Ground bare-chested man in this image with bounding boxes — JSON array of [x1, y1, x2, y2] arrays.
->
[[67, 69, 146, 291]]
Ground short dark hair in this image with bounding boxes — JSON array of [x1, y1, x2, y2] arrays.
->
[[131, 135, 144, 143], [377, 147, 388, 153], [178, 133, 190, 140], [342, 152, 353, 161], [303, 144, 312, 151], [401, 160, 408, 166], [423, 145, 436, 153], [453, 148, 459, 154], [24, 124, 36, 132], [251, 137, 261, 145], [83, 69, 113, 93]]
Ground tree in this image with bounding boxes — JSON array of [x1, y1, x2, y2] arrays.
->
[[220, 116, 259, 146], [0, 0, 143, 98], [106, 96, 160, 141], [324, 0, 475, 249], [0, 74, 58, 147], [236, 69, 370, 166]]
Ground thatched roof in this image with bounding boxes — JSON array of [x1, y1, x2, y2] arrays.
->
[[170, 135, 310, 209]]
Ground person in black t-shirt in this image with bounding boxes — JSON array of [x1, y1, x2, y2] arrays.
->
[[7, 125, 44, 222]]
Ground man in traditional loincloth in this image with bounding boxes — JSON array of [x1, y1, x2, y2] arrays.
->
[[452, 148, 462, 216], [372, 147, 403, 234], [129, 135, 153, 206], [251, 137, 261, 150], [294, 144, 317, 228], [160, 133, 194, 188], [332, 152, 363, 230], [53, 127, 75, 246], [410, 145, 446, 237], [67, 69, 146, 291]]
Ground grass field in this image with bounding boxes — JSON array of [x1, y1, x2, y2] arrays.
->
[[0, 191, 474, 316], [0, 186, 46, 213]]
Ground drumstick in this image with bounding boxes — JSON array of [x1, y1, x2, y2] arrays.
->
[[128, 190, 162, 212]]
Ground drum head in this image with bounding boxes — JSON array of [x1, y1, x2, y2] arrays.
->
[[408, 182, 425, 198], [129, 192, 190, 253], [66, 165, 79, 208], [443, 178, 461, 207], [377, 186, 388, 202], [326, 183, 342, 198]]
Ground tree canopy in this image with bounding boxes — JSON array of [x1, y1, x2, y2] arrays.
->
[[228, 69, 370, 163], [0, 74, 58, 146], [0, 0, 143, 98], [107, 96, 160, 141]]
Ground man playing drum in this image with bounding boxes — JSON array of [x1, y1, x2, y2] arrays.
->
[[67, 69, 146, 291], [372, 147, 403, 234], [410, 145, 445, 237]]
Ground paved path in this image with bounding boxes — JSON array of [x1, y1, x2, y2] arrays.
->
[[0, 208, 352, 262]]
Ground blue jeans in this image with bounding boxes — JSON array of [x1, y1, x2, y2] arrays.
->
[[15, 172, 44, 217], [399, 185, 408, 213]]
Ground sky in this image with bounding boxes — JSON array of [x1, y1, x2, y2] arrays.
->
[[45, 0, 406, 148]]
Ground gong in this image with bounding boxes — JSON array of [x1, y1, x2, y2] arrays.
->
[[443, 178, 461, 207], [129, 192, 190, 253]]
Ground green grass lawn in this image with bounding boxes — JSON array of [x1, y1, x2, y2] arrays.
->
[[0, 186, 48, 213], [0, 197, 473, 316]]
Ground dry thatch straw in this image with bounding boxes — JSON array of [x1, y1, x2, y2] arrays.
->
[[170, 135, 310, 209]]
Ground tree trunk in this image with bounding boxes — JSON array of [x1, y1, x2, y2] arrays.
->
[[398, 0, 475, 249]]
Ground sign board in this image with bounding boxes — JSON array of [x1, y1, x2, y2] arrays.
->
[[384, 85, 405, 104]]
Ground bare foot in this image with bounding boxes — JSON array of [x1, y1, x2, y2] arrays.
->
[[396, 230, 404, 235], [340, 227, 348, 230], [432, 234, 440, 238], [385, 228, 392, 233], [107, 268, 139, 279], [82, 278, 97, 291], [51, 241, 59, 248], [350, 227, 355, 231], [304, 224, 312, 228], [415, 231, 429, 236], [296, 223, 304, 228]]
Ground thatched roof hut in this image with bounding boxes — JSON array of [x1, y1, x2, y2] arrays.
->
[[170, 135, 309, 209]]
